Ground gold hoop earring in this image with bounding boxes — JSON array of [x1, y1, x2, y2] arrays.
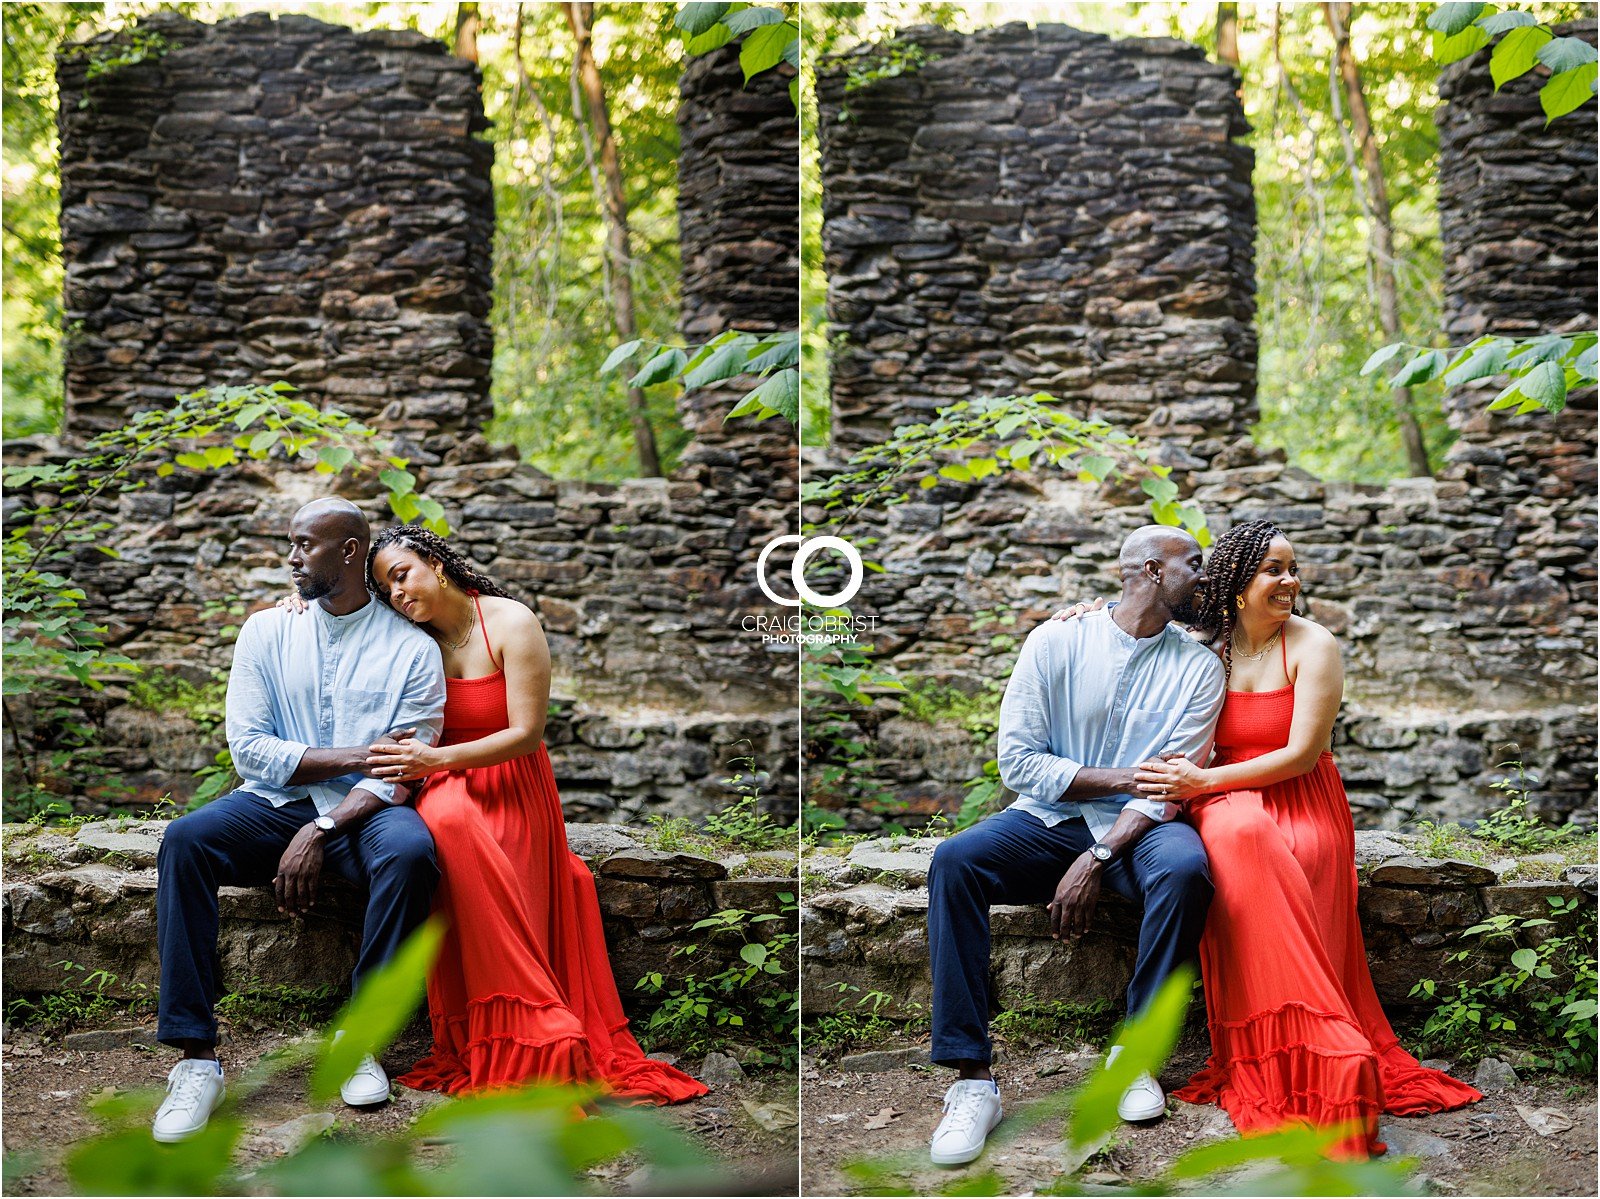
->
[[1235, 596, 1245, 611], [437, 570, 449, 589]]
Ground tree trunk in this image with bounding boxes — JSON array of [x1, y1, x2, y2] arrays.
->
[[454, 2, 480, 64], [1322, 1, 1432, 477], [563, 1, 663, 477], [1216, 2, 1240, 66]]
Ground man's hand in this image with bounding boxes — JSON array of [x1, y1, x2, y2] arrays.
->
[[1134, 752, 1211, 804], [1048, 852, 1104, 940], [367, 733, 441, 783], [274, 823, 325, 915]]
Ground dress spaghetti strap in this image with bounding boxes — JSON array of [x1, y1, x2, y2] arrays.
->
[[472, 592, 497, 667], [1280, 622, 1289, 680]]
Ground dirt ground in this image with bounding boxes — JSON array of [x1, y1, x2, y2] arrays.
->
[[1, 1020, 798, 1196], [800, 1029, 1599, 1197]]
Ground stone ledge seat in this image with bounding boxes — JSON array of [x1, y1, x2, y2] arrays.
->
[[801, 829, 1596, 1017], [2, 820, 796, 1010]]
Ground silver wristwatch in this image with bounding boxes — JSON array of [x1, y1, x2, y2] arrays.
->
[[313, 815, 337, 835], [1088, 842, 1113, 864]]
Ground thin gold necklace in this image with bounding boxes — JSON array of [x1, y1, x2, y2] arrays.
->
[[441, 600, 477, 651], [1231, 625, 1281, 662]]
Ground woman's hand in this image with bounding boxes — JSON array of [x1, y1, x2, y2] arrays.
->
[[1134, 753, 1213, 803], [366, 735, 442, 783], [276, 591, 308, 615], [1052, 596, 1108, 622]]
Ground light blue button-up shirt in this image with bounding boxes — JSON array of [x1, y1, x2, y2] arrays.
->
[[224, 598, 446, 816], [998, 605, 1226, 840]]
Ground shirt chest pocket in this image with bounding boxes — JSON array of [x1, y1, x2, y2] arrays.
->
[[1120, 707, 1172, 757], [334, 688, 394, 745]]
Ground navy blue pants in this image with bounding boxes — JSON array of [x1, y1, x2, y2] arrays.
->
[[156, 789, 439, 1048], [927, 807, 1212, 1067]]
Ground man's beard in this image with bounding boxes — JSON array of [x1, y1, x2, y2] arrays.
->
[[295, 571, 336, 602], [1170, 591, 1202, 626]]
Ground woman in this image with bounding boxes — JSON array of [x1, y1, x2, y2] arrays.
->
[[349, 526, 705, 1102], [1058, 521, 1478, 1157]]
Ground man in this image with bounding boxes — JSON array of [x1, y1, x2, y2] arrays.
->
[[925, 526, 1226, 1166], [152, 498, 446, 1143]]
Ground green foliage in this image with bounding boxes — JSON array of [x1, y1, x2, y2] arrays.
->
[[5, 960, 152, 1037], [603, 328, 800, 425], [1428, 3, 1599, 122], [39, 922, 722, 1197], [701, 792, 793, 852], [2, 382, 445, 807], [801, 606, 904, 830], [1363, 331, 1597, 419], [801, 393, 1211, 548], [898, 678, 1001, 739], [805, 982, 922, 1055], [635, 894, 798, 1066], [1, 1, 82, 439], [842, 37, 932, 93], [644, 757, 795, 853], [955, 759, 1006, 831], [213, 984, 341, 1032], [188, 748, 238, 810], [1410, 899, 1597, 1074], [990, 998, 1118, 1051], [126, 670, 226, 731], [674, 3, 799, 102], [75, 28, 170, 98]]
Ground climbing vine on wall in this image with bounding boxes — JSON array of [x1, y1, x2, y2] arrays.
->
[[2, 382, 449, 807]]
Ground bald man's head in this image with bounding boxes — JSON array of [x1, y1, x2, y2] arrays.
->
[[1117, 525, 1206, 625], [1118, 526, 1196, 580], [287, 499, 371, 604]]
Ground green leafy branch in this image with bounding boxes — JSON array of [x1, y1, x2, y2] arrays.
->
[[1428, 4, 1597, 123], [800, 392, 1212, 547], [1362, 331, 1597, 416], [602, 329, 798, 425], [675, 2, 799, 107], [2, 383, 447, 795]]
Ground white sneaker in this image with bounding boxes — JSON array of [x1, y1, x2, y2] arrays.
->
[[151, 1058, 225, 1143], [929, 1078, 1003, 1166], [1106, 1045, 1166, 1122], [332, 1030, 391, 1107]]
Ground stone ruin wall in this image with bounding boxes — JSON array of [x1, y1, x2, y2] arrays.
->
[[5, 16, 799, 824], [812, 21, 1596, 829]]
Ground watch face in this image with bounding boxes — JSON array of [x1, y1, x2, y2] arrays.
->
[[1091, 845, 1112, 861]]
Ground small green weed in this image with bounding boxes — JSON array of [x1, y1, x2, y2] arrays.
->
[[215, 984, 341, 1031], [1410, 898, 1597, 1074], [634, 896, 797, 1068], [805, 982, 925, 1056], [5, 961, 152, 1036], [992, 999, 1120, 1050]]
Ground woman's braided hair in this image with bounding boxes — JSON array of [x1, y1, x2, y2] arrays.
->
[[366, 525, 513, 608], [1194, 519, 1286, 681]]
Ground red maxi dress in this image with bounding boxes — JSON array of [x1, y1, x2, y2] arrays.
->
[[395, 600, 707, 1103], [1170, 637, 1480, 1157]]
